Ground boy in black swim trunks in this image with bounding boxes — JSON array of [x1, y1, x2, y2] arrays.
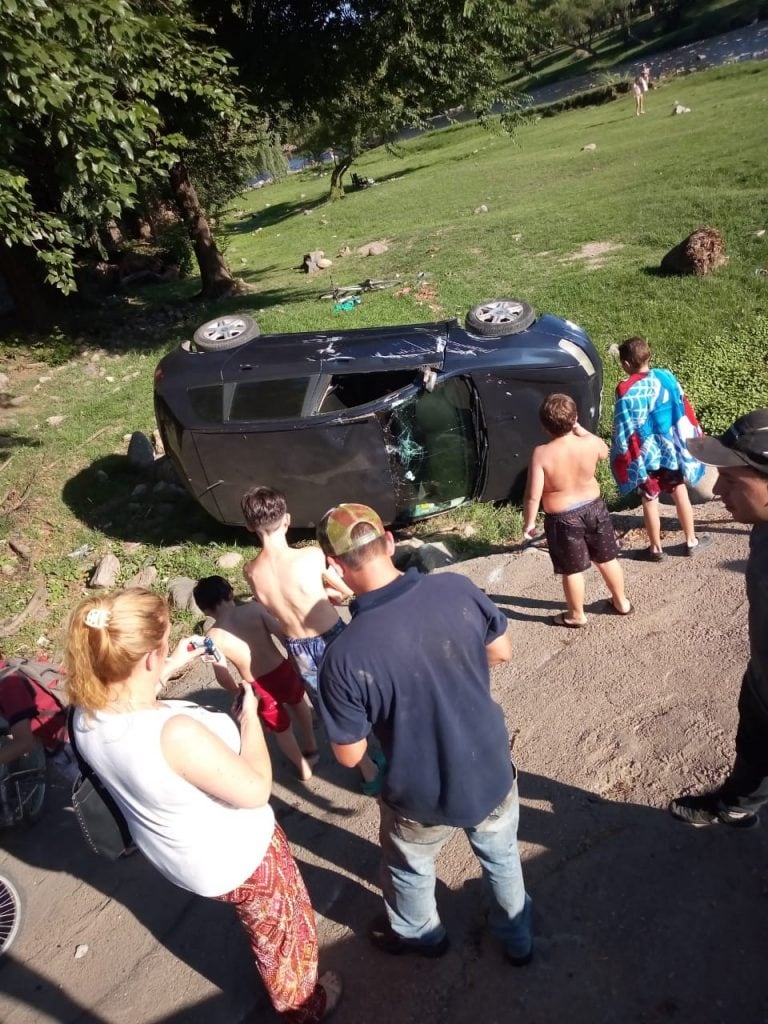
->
[[523, 393, 632, 627]]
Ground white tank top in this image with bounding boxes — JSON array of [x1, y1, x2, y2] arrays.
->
[[73, 701, 275, 897]]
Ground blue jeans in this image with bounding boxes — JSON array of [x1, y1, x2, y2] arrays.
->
[[379, 778, 532, 958]]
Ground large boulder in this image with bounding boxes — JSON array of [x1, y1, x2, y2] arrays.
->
[[127, 431, 155, 468], [168, 576, 201, 614], [660, 226, 727, 276], [302, 250, 327, 274]]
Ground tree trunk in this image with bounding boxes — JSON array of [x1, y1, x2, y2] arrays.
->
[[169, 162, 236, 299], [0, 241, 66, 330], [329, 157, 353, 200]]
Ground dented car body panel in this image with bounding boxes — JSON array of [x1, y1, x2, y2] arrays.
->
[[154, 314, 602, 528]]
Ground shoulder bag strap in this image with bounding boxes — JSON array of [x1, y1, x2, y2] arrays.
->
[[67, 708, 133, 848]]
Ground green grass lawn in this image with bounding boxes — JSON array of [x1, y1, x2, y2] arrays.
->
[[1, 62, 767, 652]]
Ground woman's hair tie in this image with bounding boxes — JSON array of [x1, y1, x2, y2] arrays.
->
[[85, 608, 111, 629]]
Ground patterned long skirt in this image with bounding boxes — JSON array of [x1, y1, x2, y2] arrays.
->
[[216, 825, 326, 1023]]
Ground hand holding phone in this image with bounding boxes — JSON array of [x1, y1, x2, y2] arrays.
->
[[233, 682, 259, 721]]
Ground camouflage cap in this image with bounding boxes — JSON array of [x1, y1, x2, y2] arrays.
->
[[317, 503, 386, 556]]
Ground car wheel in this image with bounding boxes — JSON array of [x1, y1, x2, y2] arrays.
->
[[192, 315, 260, 352], [465, 298, 536, 337]]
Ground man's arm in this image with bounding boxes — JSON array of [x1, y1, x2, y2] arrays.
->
[[486, 631, 512, 667], [331, 738, 369, 769], [522, 448, 545, 537]]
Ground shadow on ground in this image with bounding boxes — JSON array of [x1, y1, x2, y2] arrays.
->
[[61, 455, 243, 547], [2, 768, 767, 1023]]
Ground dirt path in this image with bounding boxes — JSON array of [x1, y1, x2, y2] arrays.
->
[[2, 503, 767, 1024]]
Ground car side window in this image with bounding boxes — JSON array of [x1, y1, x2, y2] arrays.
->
[[229, 379, 308, 421], [316, 370, 418, 413]]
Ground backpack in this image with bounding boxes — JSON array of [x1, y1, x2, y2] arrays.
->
[[0, 658, 133, 859], [0, 657, 69, 712]]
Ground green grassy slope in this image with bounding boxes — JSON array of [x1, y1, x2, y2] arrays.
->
[[1, 62, 766, 649]]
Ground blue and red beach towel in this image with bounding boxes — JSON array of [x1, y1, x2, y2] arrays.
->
[[610, 368, 705, 496]]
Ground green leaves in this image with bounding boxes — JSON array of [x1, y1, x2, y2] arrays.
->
[[0, 0, 246, 295]]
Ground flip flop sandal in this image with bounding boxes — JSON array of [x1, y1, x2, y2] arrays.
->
[[600, 600, 634, 616], [638, 548, 666, 562], [552, 612, 588, 628]]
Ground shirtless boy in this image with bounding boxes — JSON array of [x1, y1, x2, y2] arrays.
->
[[523, 393, 632, 627], [241, 486, 383, 793], [192, 575, 318, 781]]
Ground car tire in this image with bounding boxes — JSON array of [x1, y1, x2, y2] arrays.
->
[[192, 315, 260, 352], [465, 299, 536, 337]]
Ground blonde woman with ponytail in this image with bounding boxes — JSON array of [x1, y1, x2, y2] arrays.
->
[[65, 589, 341, 1023]]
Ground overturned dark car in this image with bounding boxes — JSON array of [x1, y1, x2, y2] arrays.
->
[[153, 299, 603, 528]]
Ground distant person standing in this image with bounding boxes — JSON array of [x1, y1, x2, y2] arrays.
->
[[632, 64, 650, 116], [610, 336, 710, 561], [669, 410, 768, 828], [632, 74, 646, 115], [523, 393, 631, 627]]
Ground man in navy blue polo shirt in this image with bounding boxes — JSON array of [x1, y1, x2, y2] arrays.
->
[[316, 503, 532, 964]]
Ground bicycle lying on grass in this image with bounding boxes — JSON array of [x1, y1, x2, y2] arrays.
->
[[319, 278, 399, 301]]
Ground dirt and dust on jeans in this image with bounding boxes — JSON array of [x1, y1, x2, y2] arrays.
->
[[1, 503, 767, 1024]]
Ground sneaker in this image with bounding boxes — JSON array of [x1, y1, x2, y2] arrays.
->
[[668, 792, 758, 829], [368, 915, 449, 958]]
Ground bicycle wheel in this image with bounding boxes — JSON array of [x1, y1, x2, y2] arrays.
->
[[361, 278, 398, 291], [0, 872, 22, 955], [320, 284, 363, 300]]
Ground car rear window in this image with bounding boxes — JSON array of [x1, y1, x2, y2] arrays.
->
[[229, 379, 308, 421]]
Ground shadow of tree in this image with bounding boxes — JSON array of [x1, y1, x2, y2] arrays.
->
[[225, 195, 330, 236], [0, 428, 42, 454], [61, 455, 244, 546]]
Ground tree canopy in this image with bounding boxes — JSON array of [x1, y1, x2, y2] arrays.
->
[[0, 0, 248, 303], [191, 1, 545, 194]]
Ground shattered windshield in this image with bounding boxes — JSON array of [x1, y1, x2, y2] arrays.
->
[[385, 376, 479, 519]]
